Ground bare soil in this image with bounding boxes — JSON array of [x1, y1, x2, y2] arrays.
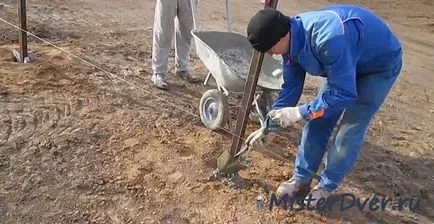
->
[[0, 0, 433, 223]]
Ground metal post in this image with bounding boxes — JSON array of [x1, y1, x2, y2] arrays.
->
[[228, 0, 279, 156], [225, 0, 233, 32], [18, 0, 28, 63], [190, 0, 198, 30], [229, 52, 264, 155]]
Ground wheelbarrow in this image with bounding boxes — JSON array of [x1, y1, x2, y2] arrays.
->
[[193, 31, 284, 130], [190, 0, 284, 131]]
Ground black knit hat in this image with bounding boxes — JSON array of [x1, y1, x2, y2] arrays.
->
[[247, 8, 291, 53]]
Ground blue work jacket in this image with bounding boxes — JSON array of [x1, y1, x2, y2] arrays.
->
[[272, 5, 402, 120]]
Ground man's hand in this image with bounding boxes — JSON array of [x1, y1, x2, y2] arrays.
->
[[260, 0, 270, 4], [269, 107, 303, 128]]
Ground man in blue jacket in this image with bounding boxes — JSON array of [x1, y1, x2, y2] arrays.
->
[[245, 5, 403, 206]]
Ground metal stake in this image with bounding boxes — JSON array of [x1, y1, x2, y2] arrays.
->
[[18, 0, 28, 63], [225, 0, 233, 32], [228, 0, 279, 156], [229, 51, 265, 156], [217, 0, 279, 173]]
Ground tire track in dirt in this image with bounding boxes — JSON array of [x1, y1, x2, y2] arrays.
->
[[0, 114, 12, 145], [0, 103, 78, 146]]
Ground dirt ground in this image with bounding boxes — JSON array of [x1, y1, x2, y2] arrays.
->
[[0, 0, 433, 223]]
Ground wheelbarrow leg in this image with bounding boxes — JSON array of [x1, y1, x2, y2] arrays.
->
[[204, 71, 212, 86], [216, 82, 229, 96]]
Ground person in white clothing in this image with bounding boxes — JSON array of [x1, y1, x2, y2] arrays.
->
[[151, 0, 200, 90]]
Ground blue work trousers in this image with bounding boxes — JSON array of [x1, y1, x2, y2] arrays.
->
[[292, 59, 403, 192]]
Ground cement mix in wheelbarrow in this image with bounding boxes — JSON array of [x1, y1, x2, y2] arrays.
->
[[217, 48, 250, 78]]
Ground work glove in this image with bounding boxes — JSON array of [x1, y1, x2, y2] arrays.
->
[[269, 107, 303, 128]]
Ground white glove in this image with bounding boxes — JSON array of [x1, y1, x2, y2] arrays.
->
[[269, 107, 303, 128]]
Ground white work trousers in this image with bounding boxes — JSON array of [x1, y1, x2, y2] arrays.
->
[[152, 0, 197, 75]]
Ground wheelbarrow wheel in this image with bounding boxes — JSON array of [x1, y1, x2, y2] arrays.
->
[[199, 89, 229, 131]]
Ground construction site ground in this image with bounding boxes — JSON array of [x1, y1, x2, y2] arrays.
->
[[0, 0, 433, 223]]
